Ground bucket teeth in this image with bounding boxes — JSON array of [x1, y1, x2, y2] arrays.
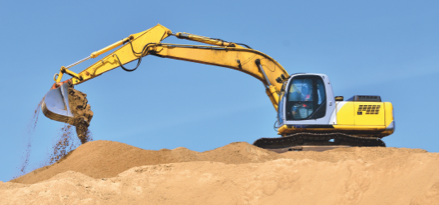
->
[[41, 83, 73, 124]]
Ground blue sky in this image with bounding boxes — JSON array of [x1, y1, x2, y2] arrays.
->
[[1, 0, 438, 182]]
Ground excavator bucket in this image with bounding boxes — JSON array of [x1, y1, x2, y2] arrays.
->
[[41, 83, 74, 124]]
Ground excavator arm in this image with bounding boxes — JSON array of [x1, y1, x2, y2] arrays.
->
[[53, 24, 172, 85], [44, 24, 289, 125]]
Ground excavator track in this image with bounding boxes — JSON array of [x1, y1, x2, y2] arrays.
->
[[253, 132, 385, 153]]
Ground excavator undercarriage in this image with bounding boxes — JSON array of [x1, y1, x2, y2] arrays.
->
[[253, 133, 385, 153]]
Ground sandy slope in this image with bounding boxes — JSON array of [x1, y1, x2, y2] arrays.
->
[[2, 141, 439, 204]]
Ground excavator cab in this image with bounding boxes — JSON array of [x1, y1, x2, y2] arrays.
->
[[277, 73, 394, 137], [277, 73, 336, 128]]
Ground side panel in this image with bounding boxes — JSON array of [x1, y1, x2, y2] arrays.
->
[[384, 102, 394, 127], [336, 102, 355, 125], [354, 102, 385, 126], [383, 102, 395, 135], [279, 99, 392, 137]]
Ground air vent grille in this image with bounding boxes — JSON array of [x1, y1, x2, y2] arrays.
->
[[358, 105, 380, 115], [348, 95, 382, 102]]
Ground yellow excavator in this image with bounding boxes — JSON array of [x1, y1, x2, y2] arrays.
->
[[41, 24, 395, 152]]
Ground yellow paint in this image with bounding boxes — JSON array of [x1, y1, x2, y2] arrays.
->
[[384, 102, 394, 127], [277, 124, 389, 137], [333, 125, 386, 130], [335, 101, 386, 126], [354, 102, 385, 126], [63, 68, 80, 79], [75, 24, 172, 84], [336, 102, 355, 125], [267, 85, 279, 108], [55, 71, 64, 83], [90, 36, 133, 58], [175, 32, 235, 47], [278, 125, 386, 133], [277, 125, 288, 134]]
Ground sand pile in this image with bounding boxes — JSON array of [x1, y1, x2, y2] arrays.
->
[[10, 141, 279, 184], [3, 141, 439, 204]]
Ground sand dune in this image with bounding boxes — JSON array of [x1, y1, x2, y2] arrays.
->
[[2, 140, 439, 204]]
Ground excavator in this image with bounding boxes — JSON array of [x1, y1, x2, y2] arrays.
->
[[41, 24, 395, 152]]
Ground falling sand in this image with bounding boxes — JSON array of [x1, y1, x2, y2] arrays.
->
[[66, 84, 93, 144], [17, 84, 94, 179], [46, 124, 81, 165], [17, 101, 42, 176]]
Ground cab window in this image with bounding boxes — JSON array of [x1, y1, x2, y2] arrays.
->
[[286, 76, 326, 120], [277, 96, 285, 125]]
